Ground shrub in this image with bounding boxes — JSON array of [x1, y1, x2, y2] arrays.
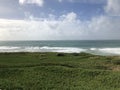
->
[[113, 60, 120, 65], [57, 53, 65, 56], [72, 53, 79, 56]]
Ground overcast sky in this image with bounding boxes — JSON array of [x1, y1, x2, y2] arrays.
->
[[0, 0, 120, 40]]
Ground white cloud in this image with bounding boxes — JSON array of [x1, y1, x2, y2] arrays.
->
[[88, 16, 120, 39], [58, 0, 62, 2], [0, 6, 14, 14], [19, 0, 44, 7], [0, 12, 120, 40], [0, 12, 83, 40], [60, 0, 105, 4], [105, 0, 120, 16]]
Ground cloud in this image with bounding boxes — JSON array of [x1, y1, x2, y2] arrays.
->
[[58, 0, 62, 2], [19, 0, 44, 7], [88, 16, 120, 39], [59, 0, 105, 4], [0, 12, 120, 40], [105, 0, 120, 16], [0, 6, 14, 14], [0, 12, 83, 40]]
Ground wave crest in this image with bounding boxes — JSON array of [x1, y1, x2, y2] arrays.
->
[[1, 46, 120, 55], [0, 46, 86, 53]]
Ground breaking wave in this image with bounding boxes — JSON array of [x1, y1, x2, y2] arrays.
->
[[0, 46, 86, 53], [89, 47, 120, 55], [0, 46, 120, 55]]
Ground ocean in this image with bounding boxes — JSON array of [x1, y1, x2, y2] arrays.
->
[[0, 40, 120, 55]]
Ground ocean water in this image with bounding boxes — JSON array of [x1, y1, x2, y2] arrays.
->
[[0, 40, 120, 55]]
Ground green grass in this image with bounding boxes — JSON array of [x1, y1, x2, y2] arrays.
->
[[0, 52, 120, 90]]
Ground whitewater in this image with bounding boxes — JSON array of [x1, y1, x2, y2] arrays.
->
[[0, 40, 120, 55]]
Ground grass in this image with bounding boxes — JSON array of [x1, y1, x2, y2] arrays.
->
[[0, 52, 120, 90]]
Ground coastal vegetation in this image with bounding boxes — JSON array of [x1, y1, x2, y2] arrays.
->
[[0, 52, 120, 90]]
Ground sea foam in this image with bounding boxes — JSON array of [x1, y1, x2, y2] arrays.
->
[[0, 46, 120, 55], [0, 46, 86, 53], [98, 48, 120, 54]]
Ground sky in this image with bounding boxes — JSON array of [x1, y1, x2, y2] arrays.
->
[[0, 0, 120, 40]]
